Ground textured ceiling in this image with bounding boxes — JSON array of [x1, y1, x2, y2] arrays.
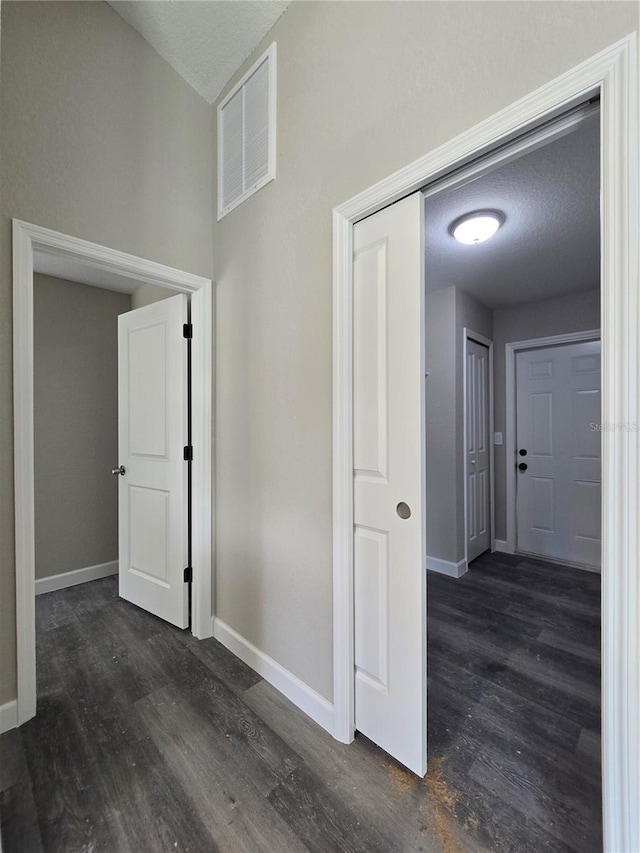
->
[[424, 114, 600, 308], [108, 1, 290, 103]]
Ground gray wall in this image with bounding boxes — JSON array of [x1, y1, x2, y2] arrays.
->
[[1, 1, 636, 707], [425, 287, 457, 563], [493, 288, 601, 541], [213, 1, 637, 702], [455, 290, 494, 562], [34, 274, 131, 580], [1, 1, 213, 703], [131, 283, 176, 310], [425, 286, 493, 567]]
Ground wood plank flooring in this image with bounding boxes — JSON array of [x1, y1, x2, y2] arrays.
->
[[0, 552, 601, 852]]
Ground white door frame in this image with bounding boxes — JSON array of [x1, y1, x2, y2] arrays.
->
[[504, 329, 601, 556], [332, 36, 639, 851], [13, 219, 214, 726], [463, 329, 495, 566]]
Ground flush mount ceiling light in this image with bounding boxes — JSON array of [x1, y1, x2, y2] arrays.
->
[[449, 209, 505, 245]]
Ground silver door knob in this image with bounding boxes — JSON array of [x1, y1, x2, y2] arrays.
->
[[111, 466, 126, 476], [396, 502, 412, 519]]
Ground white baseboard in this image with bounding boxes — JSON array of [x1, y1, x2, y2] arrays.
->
[[35, 560, 118, 595], [426, 555, 467, 578], [212, 617, 334, 734], [0, 700, 18, 734], [493, 539, 513, 554]]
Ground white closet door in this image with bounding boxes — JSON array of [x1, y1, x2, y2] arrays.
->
[[516, 340, 601, 568], [117, 294, 189, 628], [353, 192, 427, 776]]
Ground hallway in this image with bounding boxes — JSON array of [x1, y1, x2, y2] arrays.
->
[[0, 553, 600, 852]]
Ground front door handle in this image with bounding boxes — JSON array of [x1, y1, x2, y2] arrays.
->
[[111, 466, 126, 476], [518, 462, 528, 472]]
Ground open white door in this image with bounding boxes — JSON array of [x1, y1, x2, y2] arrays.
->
[[352, 192, 427, 776], [116, 294, 189, 628]]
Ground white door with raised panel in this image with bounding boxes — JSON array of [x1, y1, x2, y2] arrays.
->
[[353, 192, 427, 777], [516, 340, 601, 568], [116, 294, 189, 627], [465, 337, 491, 563]]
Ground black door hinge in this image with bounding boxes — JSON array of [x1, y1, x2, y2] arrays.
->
[[183, 323, 193, 339], [183, 445, 193, 461], [184, 566, 193, 583]]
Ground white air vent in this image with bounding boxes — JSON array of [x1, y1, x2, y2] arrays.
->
[[217, 43, 276, 220]]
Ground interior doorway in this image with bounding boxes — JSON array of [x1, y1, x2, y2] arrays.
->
[[13, 220, 213, 727], [333, 36, 638, 852], [464, 332, 493, 565]]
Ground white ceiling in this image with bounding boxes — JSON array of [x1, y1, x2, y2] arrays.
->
[[424, 113, 600, 308], [107, 0, 290, 104]]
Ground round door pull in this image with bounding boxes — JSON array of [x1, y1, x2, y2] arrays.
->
[[518, 462, 528, 471], [396, 502, 412, 519], [111, 466, 126, 476]]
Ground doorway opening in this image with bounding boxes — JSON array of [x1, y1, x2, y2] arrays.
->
[[333, 36, 638, 853], [13, 221, 213, 727], [421, 102, 602, 849]]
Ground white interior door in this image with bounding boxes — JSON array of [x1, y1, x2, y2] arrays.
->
[[117, 294, 189, 627], [353, 192, 427, 777], [465, 337, 491, 563], [516, 340, 601, 568]]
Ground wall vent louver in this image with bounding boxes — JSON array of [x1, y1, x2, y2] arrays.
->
[[218, 43, 276, 220]]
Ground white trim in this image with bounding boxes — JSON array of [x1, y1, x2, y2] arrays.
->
[[212, 617, 334, 734], [426, 556, 467, 579], [190, 284, 214, 640], [34, 560, 118, 596], [421, 100, 599, 203], [504, 329, 601, 553], [217, 42, 277, 220], [0, 700, 18, 735], [463, 328, 495, 564], [493, 539, 513, 555], [13, 220, 214, 726], [333, 35, 639, 851]]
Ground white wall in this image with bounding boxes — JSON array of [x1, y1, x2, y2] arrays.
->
[[34, 274, 131, 580], [213, 1, 637, 702]]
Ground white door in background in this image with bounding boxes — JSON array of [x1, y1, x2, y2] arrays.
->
[[353, 192, 427, 777], [465, 337, 491, 563], [116, 294, 189, 627], [516, 340, 601, 568]]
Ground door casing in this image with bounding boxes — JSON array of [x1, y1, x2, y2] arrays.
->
[[332, 35, 639, 852], [13, 220, 214, 726]]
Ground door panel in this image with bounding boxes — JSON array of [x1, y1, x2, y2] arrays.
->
[[353, 192, 427, 777], [516, 340, 601, 567], [466, 338, 491, 562], [117, 294, 189, 627]]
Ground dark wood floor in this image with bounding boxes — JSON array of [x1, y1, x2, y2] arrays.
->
[[0, 552, 601, 852]]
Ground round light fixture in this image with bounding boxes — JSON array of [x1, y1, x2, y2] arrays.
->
[[449, 210, 505, 245]]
